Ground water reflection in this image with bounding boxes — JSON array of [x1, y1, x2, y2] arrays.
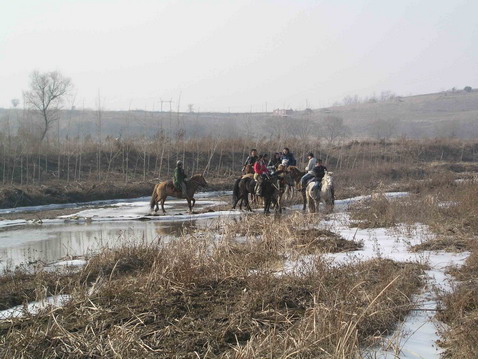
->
[[0, 220, 206, 270]]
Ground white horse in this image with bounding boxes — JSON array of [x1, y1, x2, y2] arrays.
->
[[305, 171, 335, 213]]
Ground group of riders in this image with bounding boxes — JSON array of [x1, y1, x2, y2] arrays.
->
[[241, 147, 328, 196], [172, 147, 328, 199]]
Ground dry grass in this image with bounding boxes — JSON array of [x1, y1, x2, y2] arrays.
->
[[347, 170, 478, 358], [437, 250, 478, 358], [349, 174, 478, 250], [0, 215, 424, 358], [0, 270, 74, 311]]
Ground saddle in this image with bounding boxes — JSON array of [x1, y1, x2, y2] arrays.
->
[[306, 178, 322, 190], [306, 178, 316, 186], [167, 180, 182, 194]]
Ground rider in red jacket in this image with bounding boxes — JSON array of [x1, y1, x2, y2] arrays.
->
[[253, 157, 268, 176], [253, 154, 269, 195]]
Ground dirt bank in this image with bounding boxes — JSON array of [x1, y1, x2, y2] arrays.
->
[[0, 177, 234, 210]]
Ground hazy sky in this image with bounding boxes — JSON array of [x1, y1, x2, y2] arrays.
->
[[1, 0, 477, 112]]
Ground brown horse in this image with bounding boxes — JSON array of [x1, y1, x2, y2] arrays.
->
[[150, 174, 208, 214], [287, 166, 306, 188], [284, 166, 305, 199]]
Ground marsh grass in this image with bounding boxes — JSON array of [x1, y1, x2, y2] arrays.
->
[[349, 175, 478, 250], [348, 171, 478, 358], [0, 213, 424, 358], [437, 250, 478, 358], [0, 269, 75, 311]]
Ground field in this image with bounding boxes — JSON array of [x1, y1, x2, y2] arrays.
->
[[0, 137, 477, 358]]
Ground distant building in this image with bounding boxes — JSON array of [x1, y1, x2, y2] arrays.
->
[[273, 108, 294, 117]]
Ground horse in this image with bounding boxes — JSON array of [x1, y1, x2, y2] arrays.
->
[[150, 174, 208, 214], [232, 175, 281, 214], [304, 171, 335, 213], [287, 166, 306, 188], [243, 164, 254, 175], [263, 175, 282, 213], [232, 176, 255, 212], [270, 170, 290, 212], [283, 171, 297, 200]]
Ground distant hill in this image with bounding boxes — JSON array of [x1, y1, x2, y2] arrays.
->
[[1, 89, 477, 140], [320, 89, 478, 139]]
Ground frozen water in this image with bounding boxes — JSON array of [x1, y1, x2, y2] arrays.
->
[[0, 294, 71, 320]]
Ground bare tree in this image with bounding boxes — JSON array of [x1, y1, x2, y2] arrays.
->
[[322, 116, 350, 142], [369, 118, 399, 140], [23, 70, 73, 142]]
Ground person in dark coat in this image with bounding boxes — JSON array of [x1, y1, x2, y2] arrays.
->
[[312, 159, 327, 191], [267, 152, 281, 171], [173, 160, 188, 197], [281, 147, 296, 166], [242, 149, 258, 173]]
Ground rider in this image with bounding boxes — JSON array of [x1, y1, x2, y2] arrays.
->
[[243, 149, 258, 172], [254, 154, 269, 195], [267, 152, 282, 172], [311, 159, 327, 191], [300, 152, 317, 192], [281, 147, 296, 167], [173, 160, 188, 197]]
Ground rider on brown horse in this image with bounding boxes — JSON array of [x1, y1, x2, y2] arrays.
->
[[173, 160, 188, 197], [242, 149, 258, 173]]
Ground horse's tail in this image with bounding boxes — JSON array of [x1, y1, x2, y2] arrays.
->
[[150, 185, 158, 210], [232, 178, 241, 205]]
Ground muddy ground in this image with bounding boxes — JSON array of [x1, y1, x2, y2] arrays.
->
[[0, 177, 234, 210]]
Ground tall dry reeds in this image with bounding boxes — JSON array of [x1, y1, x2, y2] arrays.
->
[[0, 215, 424, 358], [0, 135, 476, 187]]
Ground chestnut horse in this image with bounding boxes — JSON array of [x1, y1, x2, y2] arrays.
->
[[284, 166, 306, 199], [150, 174, 208, 214]]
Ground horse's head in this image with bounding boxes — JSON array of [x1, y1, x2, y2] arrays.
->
[[192, 174, 208, 188], [244, 164, 254, 174]]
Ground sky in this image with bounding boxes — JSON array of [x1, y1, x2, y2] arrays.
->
[[1, 0, 477, 112]]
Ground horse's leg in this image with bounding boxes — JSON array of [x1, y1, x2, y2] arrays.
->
[[161, 198, 166, 214], [245, 194, 253, 212], [326, 191, 334, 213], [263, 192, 271, 214], [302, 189, 307, 211], [187, 198, 192, 213], [192, 198, 196, 209], [307, 187, 316, 213]]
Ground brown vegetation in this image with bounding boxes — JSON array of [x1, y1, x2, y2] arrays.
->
[[349, 174, 478, 252], [0, 215, 424, 358], [1, 137, 477, 208], [438, 250, 478, 358], [347, 170, 478, 358]]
